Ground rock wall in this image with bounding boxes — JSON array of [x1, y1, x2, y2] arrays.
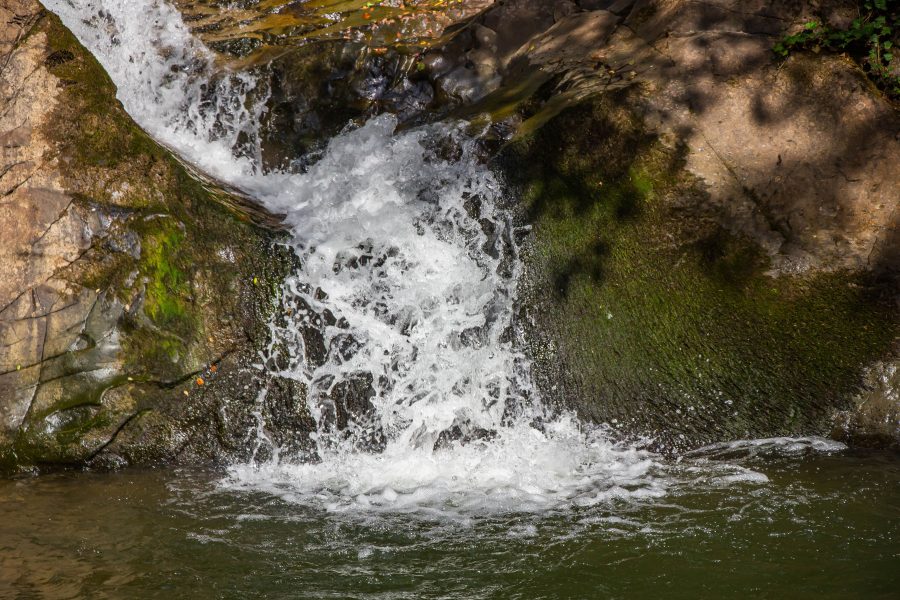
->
[[0, 0, 313, 474], [1, 0, 897, 473], [489, 0, 899, 450]]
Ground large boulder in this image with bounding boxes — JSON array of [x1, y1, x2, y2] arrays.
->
[[0, 0, 313, 474], [494, 0, 899, 450]]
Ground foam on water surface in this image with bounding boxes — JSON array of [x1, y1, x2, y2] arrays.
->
[[45, 0, 846, 516]]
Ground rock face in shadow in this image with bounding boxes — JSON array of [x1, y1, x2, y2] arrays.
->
[[619, 0, 898, 278], [489, 0, 899, 450], [0, 1, 314, 474]]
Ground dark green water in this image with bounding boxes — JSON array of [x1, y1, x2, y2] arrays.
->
[[1, 443, 897, 599]]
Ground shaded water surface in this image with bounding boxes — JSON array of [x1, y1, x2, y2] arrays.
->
[[1, 447, 897, 599]]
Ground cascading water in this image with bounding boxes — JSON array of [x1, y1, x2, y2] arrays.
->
[[10, 5, 897, 598], [45, 0, 839, 515]]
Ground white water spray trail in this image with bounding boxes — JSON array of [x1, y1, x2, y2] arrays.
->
[[46, 0, 699, 513]]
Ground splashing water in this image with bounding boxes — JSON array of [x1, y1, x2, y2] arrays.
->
[[45, 0, 846, 515]]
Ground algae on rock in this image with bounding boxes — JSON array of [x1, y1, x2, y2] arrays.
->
[[2, 0, 898, 473]]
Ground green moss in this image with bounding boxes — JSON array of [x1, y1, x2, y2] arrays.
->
[[142, 227, 190, 328], [0, 10, 298, 473], [40, 13, 243, 375], [504, 94, 899, 446], [43, 18, 162, 172]]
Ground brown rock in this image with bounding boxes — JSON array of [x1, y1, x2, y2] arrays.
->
[[0, 0, 308, 473]]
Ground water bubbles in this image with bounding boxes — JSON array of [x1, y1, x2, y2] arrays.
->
[[45, 0, 844, 519]]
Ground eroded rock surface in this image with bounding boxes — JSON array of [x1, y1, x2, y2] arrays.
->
[[0, 0, 313, 474], [489, 0, 899, 449]]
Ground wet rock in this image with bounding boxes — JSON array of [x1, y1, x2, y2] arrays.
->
[[433, 420, 497, 450], [255, 0, 899, 455], [439, 64, 499, 104], [255, 376, 316, 462], [832, 358, 900, 451], [314, 372, 386, 452], [422, 52, 454, 78], [259, 42, 444, 169], [0, 1, 304, 474], [606, 0, 636, 15], [383, 78, 435, 123], [4, 0, 897, 470], [553, 0, 579, 22], [473, 24, 498, 53], [495, 0, 900, 451], [481, 0, 558, 66], [257, 42, 367, 170]]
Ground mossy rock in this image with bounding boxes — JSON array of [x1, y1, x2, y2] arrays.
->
[[501, 93, 899, 451], [0, 6, 308, 474]]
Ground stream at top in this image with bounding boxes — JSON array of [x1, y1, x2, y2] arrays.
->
[[17, 1, 899, 597]]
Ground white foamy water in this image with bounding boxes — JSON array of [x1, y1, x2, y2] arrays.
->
[[45, 0, 841, 515]]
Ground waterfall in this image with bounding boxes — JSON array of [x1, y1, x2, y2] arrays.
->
[[46, 0, 682, 514]]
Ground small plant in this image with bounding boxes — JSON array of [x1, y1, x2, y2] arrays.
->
[[773, 0, 899, 99]]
